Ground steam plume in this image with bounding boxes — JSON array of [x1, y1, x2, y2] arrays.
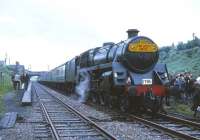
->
[[75, 71, 90, 103]]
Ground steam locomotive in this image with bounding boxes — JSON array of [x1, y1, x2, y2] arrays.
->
[[39, 29, 169, 113]]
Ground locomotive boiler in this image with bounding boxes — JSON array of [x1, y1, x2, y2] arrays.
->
[[39, 29, 169, 113]]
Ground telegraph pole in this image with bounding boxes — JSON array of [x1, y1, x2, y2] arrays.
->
[[5, 52, 8, 65], [28, 64, 31, 71], [192, 33, 196, 40]]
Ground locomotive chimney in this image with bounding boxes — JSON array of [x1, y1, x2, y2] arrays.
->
[[127, 29, 139, 38]]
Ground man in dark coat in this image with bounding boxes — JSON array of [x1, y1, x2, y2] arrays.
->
[[191, 85, 200, 117], [24, 73, 30, 90]]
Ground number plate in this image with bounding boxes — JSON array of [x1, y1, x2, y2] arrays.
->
[[142, 79, 152, 85]]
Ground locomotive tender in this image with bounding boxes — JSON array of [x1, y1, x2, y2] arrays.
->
[[39, 29, 169, 113]]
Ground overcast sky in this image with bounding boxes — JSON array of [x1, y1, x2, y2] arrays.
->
[[0, 0, 200, 71]]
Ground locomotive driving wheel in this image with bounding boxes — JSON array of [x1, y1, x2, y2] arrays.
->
[[98, 90, 105, 105], [144, 91, 160, 115], [107, 95, 115, 109], [91, 91, 98, 103], [119, 94, 130, 112], [90, 91, 100, 105], [151, 98, 160, 114]]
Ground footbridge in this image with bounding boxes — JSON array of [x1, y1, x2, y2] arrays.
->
[[27, 71, 47, 77]]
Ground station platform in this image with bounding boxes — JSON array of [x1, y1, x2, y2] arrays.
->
[[21, 82, 32, 105]]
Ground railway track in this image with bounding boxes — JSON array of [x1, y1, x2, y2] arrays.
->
[[80, 95, 200, 139], [33, 83, 200, 140], [130, 113, 200, 140], [88, 103, 200, 139], [32, 83, 116, 140], [81, 97, 200, 139]]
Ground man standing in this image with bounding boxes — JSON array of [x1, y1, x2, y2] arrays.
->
[[191, 86, 200, 117], [14, 74, 21, 90], [24, 73, 30, 90]]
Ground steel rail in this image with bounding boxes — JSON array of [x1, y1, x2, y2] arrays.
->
[[130, 114, 199, 140], [40, 102, 61, 140], [37, 83, 117, 140], [158, 113, 200, 128], [33, 86, 61, 140], [36, 83, 200, 140]]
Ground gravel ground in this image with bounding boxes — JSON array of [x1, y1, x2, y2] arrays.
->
[[0, 89, 44, 140], [0, 84, 175, 140], [42, 84, 174, 140]]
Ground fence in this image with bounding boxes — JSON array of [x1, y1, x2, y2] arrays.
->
[[0, 71, 4, 86], [0, 66, 12, 89]]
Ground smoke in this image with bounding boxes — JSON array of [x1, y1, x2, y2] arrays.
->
[[196, 76, 200, 85], [75, 71, 90, 103]]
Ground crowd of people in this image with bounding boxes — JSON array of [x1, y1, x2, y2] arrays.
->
[[170, 72, 196, 100], [168, 72, 200, 117]]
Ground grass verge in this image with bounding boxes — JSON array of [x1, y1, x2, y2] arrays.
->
[[165, 101, 194, 117], [0, 76, 13, 116]]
